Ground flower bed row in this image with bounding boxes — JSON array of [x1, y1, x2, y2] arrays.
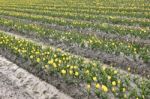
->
[[1, 2, 149, 19], [0, 31, 149, 99], [0, 17, 149, 63], [0, 6, 149, 27], [0, 10, 149, 39]]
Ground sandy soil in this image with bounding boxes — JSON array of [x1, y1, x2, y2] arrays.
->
[[0, 55, 73, 99]]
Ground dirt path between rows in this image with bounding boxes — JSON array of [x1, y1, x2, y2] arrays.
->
[[0, 55, 73, 99]]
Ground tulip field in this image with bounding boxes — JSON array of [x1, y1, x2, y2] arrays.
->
[[0, 0, 150, 99]]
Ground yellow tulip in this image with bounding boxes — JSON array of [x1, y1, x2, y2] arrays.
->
[[87, 84, 91, 89], [114, 70, 118, 74], [118, 80, 121, 84], [69, 70, 73, 75], [95, 83, 100, 89], [128, 67, 131, 71], [36, 58, 40, 63], [75, 71, 79, 76], [123, 88, 126, 92], [93, 77, 97, 81], [108, 76, 111, 80], [48, 60, 53, 64], [124, 94, 127, 98], [30, 55, 33, 59], [52, 63, 57, 68], [85, 70, 89, 74], [61, 69, 66, 75], [45, 65, 49, 69], [102, 85, 108, 92], [112, 81, 116, 86], [112, 87, 116, 92]]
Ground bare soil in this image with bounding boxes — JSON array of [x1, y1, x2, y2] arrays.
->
[[0, 55, 73, 99]]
